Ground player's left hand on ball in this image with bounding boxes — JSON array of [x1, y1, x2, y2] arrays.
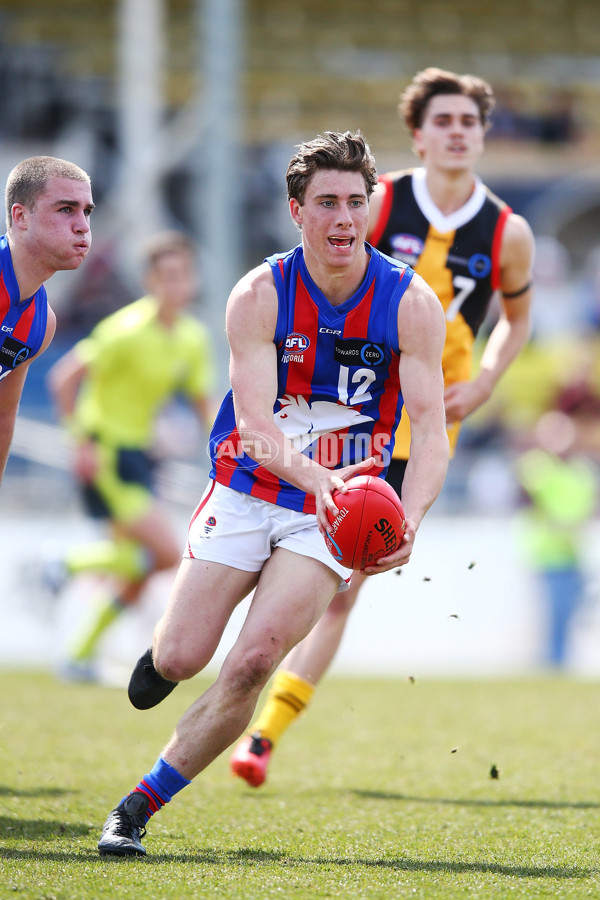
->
[[363, 517, 416, 575], [315, 457, 375, 535]]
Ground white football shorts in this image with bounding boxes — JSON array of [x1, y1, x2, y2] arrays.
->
[[184, 479, 352, 589]]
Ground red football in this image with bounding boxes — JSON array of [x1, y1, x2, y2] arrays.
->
[[324, 475, 406, 571]]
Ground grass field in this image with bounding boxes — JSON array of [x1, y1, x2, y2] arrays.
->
[[0, 670, 598, 899]]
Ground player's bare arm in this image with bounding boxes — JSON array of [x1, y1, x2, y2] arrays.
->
[[46, 345, 87, 421], [0, 364, 28, 483], [227, 265, 373, 534], [0, 306, 56, 483], [444, 212, 534, 423], [364, 275, 448, 574], [192, 395, 215, 434], [47, 346, 101, 482], [398, 274, 449, 524]]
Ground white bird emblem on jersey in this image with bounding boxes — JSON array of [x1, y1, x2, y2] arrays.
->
[[274, 394, 373, 454]]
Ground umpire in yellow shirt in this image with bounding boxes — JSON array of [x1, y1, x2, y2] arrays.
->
[[47, 230, 215, 680]]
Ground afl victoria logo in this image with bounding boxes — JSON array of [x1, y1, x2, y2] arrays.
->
[[390, 233, 424, 260], [285, 333, 310, 352]]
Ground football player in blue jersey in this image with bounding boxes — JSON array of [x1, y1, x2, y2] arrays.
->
[[97, 130, 449, 857], [230, 68, 534, 789], [0, 156, 93, 485]]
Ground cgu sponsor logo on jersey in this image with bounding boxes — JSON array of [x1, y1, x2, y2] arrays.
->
[[389, 233, 424, 264]]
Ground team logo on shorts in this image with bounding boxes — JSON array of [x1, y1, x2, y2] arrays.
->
[[204, 515, 217, 535]]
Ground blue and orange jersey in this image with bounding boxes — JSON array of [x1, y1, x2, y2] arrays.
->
[[209, 243, 414, 513], [0, 235, 48, 381]]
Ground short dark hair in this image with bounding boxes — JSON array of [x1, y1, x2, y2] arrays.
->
[[5, 155, 91, 231], [399, 67, 495, 132], [141, 230, 196, 271], [286, 131, 378, 205]]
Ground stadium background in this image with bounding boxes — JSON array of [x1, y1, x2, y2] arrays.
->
[[2, 0, 600, 677]]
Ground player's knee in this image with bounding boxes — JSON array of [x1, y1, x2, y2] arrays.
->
[[224, 647, 278, 696], [153, 645, 200, 683]]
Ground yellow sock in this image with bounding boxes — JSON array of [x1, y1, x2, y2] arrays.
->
[[66, 539, 149, 582], [251, 670, 315, 746]]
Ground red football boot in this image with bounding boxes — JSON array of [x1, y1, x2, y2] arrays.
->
[[230, 732, 273, 787]]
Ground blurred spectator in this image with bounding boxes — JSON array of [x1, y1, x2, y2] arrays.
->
[[514, 387, 600, 667], [529, 236, 575, 339], [489, 85, 580, 145], [579, 246, 600, 332], [59, 241, 136, 333], [537, 89, 580, 145]]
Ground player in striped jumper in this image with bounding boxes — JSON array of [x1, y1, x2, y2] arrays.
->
[[98, 130, 448, 856], [0, 156, 93, 486], [230, 68, 534, 788]]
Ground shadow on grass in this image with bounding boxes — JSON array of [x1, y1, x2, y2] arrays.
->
[[0, 845, 593, 880], [0, 785, 73, 798], [0, 816, 90, 839], [351, 789, 600, 811]]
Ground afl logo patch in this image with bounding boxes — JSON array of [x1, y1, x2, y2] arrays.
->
[[389, 233, 424, 262], [285, 333, 310, 352]]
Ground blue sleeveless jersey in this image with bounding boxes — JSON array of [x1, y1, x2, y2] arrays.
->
[[209, 243, 414, 513], [0, 236, 48, 381]]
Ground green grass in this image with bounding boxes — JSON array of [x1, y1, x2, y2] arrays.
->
[[0, 670, 598, 899]]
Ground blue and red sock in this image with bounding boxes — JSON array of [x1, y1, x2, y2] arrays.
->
[[122, 757, 191, 822]]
